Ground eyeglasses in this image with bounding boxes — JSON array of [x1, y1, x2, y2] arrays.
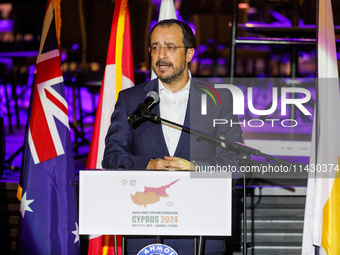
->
[[148, 45, 187, 54]]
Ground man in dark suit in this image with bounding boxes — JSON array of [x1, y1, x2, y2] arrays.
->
[[103, 19, 242, 255]]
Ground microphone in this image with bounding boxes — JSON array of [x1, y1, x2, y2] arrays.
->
[[127, 91, 159, 126]]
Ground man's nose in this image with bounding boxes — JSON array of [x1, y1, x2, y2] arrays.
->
[[158, 46, 167, 59]]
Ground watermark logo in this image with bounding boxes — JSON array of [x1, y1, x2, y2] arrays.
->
[[199, 83, 222, 115], [202, 84, 312, 116]]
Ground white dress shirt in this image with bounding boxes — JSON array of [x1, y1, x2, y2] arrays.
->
[[158, 72, 191, 156]]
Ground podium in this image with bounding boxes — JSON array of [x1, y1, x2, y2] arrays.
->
[[79, 170, 232, 236]]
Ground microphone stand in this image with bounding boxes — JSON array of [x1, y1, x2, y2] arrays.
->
[[142, 112, 293, 255], [143, 113, 292, 166]]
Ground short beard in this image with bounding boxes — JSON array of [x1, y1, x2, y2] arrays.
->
[[154, 58, 187, 85]]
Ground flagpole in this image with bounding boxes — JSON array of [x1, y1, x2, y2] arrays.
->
[[314, 1, 319, 254], [114, 235, 117, 255]]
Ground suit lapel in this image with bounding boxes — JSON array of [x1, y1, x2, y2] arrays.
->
[[144, 80, 170, 156], [173, 98, 190, 157], [174, 79, 199, 157]]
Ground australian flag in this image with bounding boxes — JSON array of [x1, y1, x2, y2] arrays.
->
[[17, 0, 80, 254]]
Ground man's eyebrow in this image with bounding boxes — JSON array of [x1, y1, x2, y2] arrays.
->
[[164, 42, 175, 45], [151, 41, 176, 46]]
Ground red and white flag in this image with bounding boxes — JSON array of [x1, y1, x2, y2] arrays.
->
[[86, 0, 134, 254]]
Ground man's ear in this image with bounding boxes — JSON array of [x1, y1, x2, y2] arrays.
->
[[186, 48, 195, 63]]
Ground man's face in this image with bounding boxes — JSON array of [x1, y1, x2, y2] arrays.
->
[[150, 24, 191, 85]]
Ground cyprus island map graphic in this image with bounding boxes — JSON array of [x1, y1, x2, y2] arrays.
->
[[130, 179, 180, 207]]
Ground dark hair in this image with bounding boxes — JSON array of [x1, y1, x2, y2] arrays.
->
[[149, 19, 195, 49]]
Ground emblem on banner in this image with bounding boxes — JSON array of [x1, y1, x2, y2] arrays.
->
[[137, 244, 178, 255], [130, 179, 137, 186]]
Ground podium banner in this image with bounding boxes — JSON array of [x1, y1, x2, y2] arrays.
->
[[79, 170, 232, 236]]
